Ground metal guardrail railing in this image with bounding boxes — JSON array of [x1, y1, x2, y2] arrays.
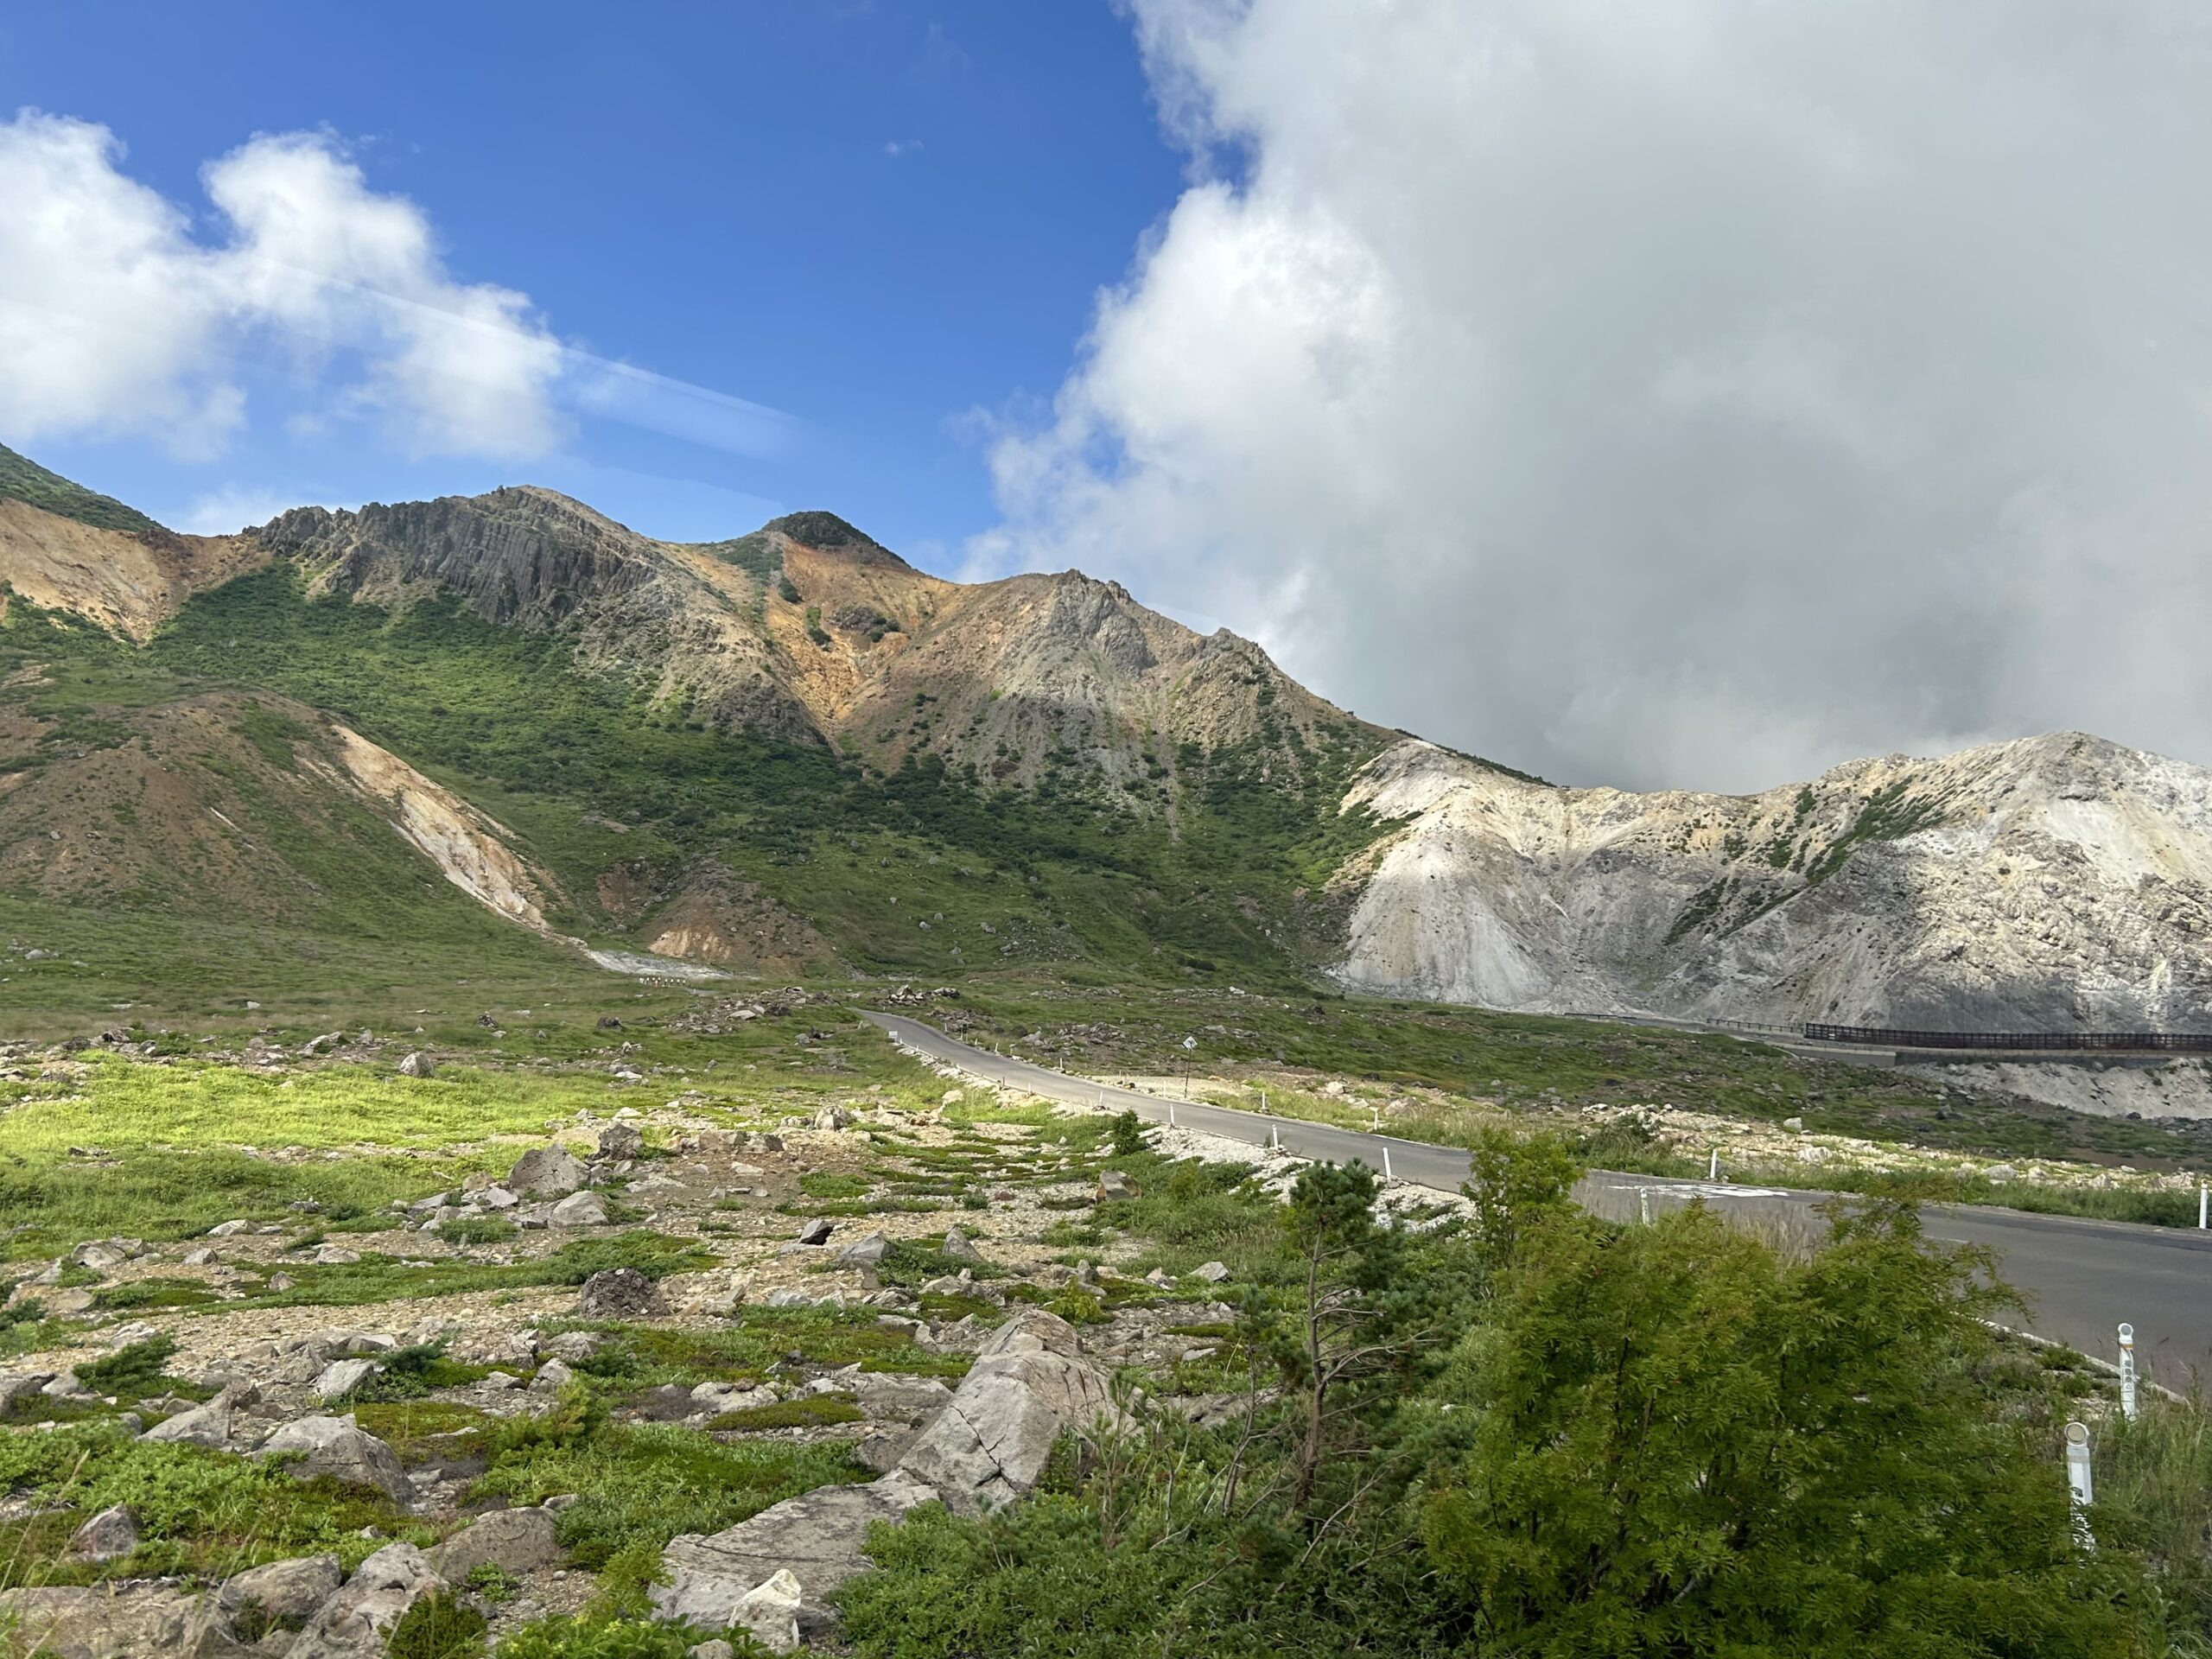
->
[[1801, 1023, 2212, 1054]]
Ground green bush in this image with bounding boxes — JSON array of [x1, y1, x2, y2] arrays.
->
[[708, 1394, 863, 1432], [496, 1615, 709, 1659], [75, 1334, 179, 1400], [385, 1592, 488, 1659]]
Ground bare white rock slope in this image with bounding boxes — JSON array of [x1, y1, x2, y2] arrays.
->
[[1333, 732, 2212, 1033]]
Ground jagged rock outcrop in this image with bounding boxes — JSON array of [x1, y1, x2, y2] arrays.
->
[[1334, 732, 2212, 1032], [652, 1310, 1117, 1641]]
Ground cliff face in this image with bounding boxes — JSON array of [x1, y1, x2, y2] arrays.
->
[[1332, 733, 2212, 1032]]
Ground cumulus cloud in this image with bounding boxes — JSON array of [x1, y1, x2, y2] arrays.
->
[[0, 112, 791, 467], [977, 0, 2212, 791]]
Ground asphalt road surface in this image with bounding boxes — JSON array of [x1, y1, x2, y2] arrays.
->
[[865, 1010, 2212, 1383]]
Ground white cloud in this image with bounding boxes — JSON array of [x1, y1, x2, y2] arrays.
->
[[168, 486, 342, 537], [0, 112, 783, 467], [979, 0, 2212, 791]]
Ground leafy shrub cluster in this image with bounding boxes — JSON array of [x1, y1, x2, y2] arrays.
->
[[836, 1144, 2162, 1658]]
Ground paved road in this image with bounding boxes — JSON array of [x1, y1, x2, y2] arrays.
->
[[865, 1010, 2212, 1382]]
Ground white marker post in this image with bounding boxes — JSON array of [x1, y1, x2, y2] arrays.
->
[[2118, 1324, 2139, 1421], [1169, 1101, 1178, 1130], [1708, 1149, 1719, 1180], [1270, 1122, 1280, 1151], [1639, 1187, 1652, 1225], [2200, 1183, 2207, 1230], [2064, 1421, 2094, 1547], [1382, 1144, 1394, 1183]]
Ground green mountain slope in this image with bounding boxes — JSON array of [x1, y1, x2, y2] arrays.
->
[[0, 443, 162, 534], [0, 453, 1402, 1011]]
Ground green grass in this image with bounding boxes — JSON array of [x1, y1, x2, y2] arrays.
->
[[472, 1408, 863, 1609], [0, 1421, 416, 1588], [563, 1308, 973, 1390], [708, 1394, 863, 1431]]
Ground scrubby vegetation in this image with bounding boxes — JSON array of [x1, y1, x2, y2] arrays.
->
[[836, 1143, 2175, 1657]]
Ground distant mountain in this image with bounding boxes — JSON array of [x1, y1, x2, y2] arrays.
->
[[0, 467, 1397, 995], [1333, 734, 2212, 1032], [1, 451, 2203, 1038]]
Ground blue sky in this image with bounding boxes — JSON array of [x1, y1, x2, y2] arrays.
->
[[7, 2, 2211, 790], [0, 2, 1181, 559]]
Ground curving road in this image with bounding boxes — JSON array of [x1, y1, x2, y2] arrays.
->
[[865, 1010, 2212, 1383]]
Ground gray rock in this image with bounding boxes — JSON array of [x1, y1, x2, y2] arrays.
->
[[691, 1381, 778, 1414], [257, 1415, 410, 1503], [427, 1506, 562, 1579], [0, 1586, 226, 1657], [942, 1228, 984, 1265], [219, 1553, 344, 1625], [533, 1358, 576, 1392], [1097, 1170, 1137, 1199], [550, 1191, 609, 1229], [315, 1357, 382, 1403], [141, 1398, 232, 1448], [796, 1218, 835, 1246], [286, 1541, 443, 1658], [597, 1121, 645, 1160], [577, 1267, 667, 1319], [207, 1218, 254, 1238], [836, 1231, 890, 1268], [1193, 1260, 1230, 1283], [478, 1185, 520, 1211], [690, 1643, 736, 1659], [67, 1503, 139, 1562], [507, 1144, 588, 1198], [397, 1052, 435, 1079], [851, 1426, 920, 1473], [0, 1371, 54, 1412], [733, 1567, 804, 1654], [312, 1244, 361, 1266], [537, 1330, 607, 1363], [182, 1246, 217, 1267], [652, 1471, 938, 1640], [895, 1310, 1120, 1515], [72, 1242, 126, 1273]]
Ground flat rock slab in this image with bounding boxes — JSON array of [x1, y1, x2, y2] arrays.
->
[[652, 1471, 937, 1640], [0, 1586, 232, 1658]]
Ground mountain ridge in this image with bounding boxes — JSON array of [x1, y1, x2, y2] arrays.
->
[[0, 450, 2204, 1044]]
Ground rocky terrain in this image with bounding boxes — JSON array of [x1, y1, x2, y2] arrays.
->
[[1333, 733, 2212, 1036], [4, 447, 2209, 1058], [0, 1003, 1300, 1656]]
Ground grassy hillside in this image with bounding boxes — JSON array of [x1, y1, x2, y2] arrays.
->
[[124, 563, 1391, 988], [0, 442, 162, 534]]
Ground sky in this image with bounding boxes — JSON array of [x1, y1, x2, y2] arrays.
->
[[6, 1, 2212, 794]]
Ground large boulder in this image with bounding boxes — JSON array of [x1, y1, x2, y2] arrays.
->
[[893, 1310, 1120, 1515], [550, 1190, 609, 1229], [0, 1586, 228, 1657], [313, 1357, 382, 1403], [285, 1541, 444, 1658], [257, 1414, 410, 1503], [426, 1506, 563, 1580], [141, 1397, 232, 1448], [836, 1231, 891, 1268], [651, 1471, 938, 1641], [218, 1553, 344, 1629], [597, 1120, 644, 1160], [507, 1145, 588, 1198], [652, 1312, 1118, 1641]]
